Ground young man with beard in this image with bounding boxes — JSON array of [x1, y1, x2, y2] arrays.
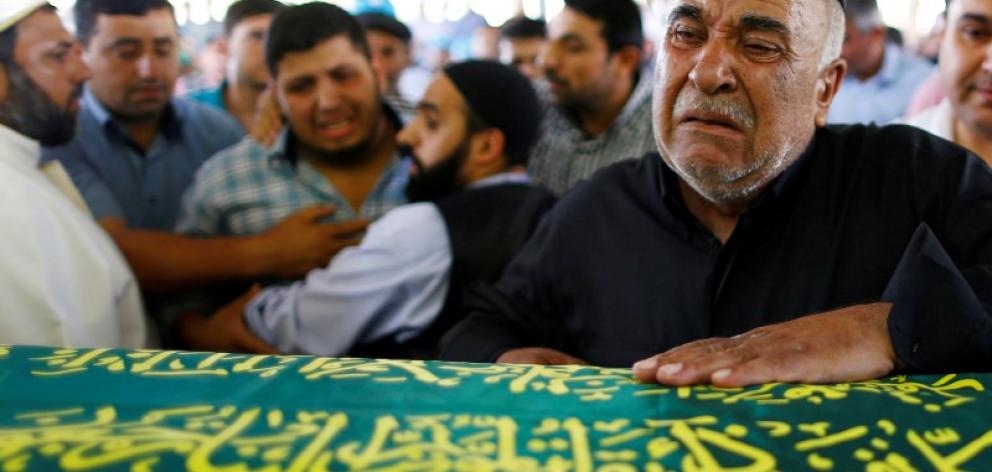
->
[[177, 3, 408, 248], [187, 0, 285, 132], [174, 3, 413, 352], [185, 61, 555, 359], [0, 1, 150, 347], [529, 0, 656, 195]]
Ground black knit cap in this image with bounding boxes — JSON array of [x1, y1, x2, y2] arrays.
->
[[442, 60, 541, 166]]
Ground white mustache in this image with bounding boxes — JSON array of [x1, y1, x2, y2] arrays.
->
[[674, 92, 755, 130]]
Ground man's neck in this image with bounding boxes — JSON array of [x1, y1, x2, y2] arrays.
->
[[302, 118, 398, 213], [954, 118, 992, 167], [120, 117, 163, 154], [678, 179, 753, 244], [224, 79, 264, 130], [574, 75, 635, 137]]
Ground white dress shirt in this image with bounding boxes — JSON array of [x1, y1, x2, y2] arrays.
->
[[904, 99, 954, 141], [245, 173, 531, 356], [0, 124, 149, 348]]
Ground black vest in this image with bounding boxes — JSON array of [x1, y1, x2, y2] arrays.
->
[[352, 183, 556, 359]]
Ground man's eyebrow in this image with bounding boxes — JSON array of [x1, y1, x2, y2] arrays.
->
[[556, 32, 587, 44], [740, 14, 790, 36], [107, 37, 141, 49], [959, 13, 992, 26], [417, 102, 440, 114], [667, 4, 703, 25]]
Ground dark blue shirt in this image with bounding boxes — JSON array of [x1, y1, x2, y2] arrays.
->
[[42, 88, 244, 231]]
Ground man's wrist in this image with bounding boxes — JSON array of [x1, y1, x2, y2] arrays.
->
[[239, 235, 273, 278]]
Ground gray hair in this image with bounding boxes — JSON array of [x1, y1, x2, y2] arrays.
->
[[820, 0, 846, 69], [845, 0, 884, 32]]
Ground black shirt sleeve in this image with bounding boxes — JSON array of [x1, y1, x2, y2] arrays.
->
[[439, 212, 571, 362], [884, 224, 992, 371], [881, 128, 992, 372]]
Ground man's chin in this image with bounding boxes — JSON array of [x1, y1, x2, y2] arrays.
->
[[117, 105, 167, 122]]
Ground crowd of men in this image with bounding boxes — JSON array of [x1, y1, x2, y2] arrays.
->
[[1, 0, 990, 388]]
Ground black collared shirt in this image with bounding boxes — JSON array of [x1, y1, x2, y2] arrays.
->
[[441, 124, 992, 372]]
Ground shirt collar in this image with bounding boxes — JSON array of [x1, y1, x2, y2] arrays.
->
[[469, 172, 531, 189], [0, 123, 40, 168], [83, 86, 185, 139], [935, 99, 955, 141]]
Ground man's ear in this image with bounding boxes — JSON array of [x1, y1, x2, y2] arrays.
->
[[469, 128, 506, 166], [814, 58, 847, 127], [612, 45, 642, 77], [463, 128, 509, 182], [0, 62, 8, 103]]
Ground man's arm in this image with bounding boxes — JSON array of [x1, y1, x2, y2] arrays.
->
[[633, 142, 992, 387], [101, 207, 369, 293], [440, 213, 574, 363], [240, 204, 452, 356]]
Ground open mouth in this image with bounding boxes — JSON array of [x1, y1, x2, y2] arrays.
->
[[316, 118, 356, 139]]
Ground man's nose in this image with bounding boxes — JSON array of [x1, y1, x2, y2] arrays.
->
[[396, 123, 416, 147], [71, 45, 92, 83], [688, 41, 738, 94], [136, 54, 158, 79], [982, 41, 992, 74], [315, 79, 342, 110], [540, 45, 558, 72]]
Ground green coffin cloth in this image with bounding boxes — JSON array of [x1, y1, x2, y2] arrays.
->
[[0, 345, 989, 470]]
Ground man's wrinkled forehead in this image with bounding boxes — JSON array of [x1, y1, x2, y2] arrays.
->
[[664, 0, 833, 42], [665, 0, 802, 34]]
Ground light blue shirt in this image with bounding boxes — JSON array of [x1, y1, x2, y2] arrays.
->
[[243, 173, 531, 356], [42, 88, 245, 230], [828, 44, 934, 125]]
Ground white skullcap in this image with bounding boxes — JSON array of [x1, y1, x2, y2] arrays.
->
[[0, 1, 49, 34]]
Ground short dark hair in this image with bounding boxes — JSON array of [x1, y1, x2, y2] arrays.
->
[[357, 13, 412, 44], [73, 0, 175, 46], [223, 0, 285, 37], [0, 5, 57, 64], [265, 3, 370, 76], [564, 0, 643, 53], [500, 17, 547, 40]]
